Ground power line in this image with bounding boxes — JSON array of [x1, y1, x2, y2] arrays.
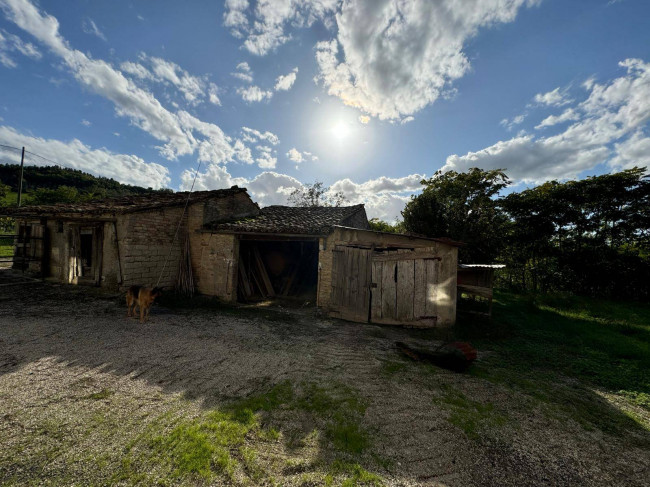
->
[[0, 143, 63, 166], [24, 150, 61, 166]]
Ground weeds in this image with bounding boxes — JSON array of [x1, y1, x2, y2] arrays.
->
[[434, 385, 508, 440]]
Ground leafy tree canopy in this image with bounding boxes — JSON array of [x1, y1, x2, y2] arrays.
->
[[402, 168, 509, 262], [287, 181, 347, 207]]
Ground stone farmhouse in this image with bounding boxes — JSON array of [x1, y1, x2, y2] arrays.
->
[[4, 188, 460, 327]]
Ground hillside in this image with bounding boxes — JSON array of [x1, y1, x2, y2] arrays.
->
[[0, 164, 170, 206]]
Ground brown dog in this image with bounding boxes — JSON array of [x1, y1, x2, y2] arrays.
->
[[126, 285, 163, 323]]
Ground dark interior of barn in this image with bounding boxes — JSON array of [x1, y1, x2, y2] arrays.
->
[[237, 239, 319, 302]]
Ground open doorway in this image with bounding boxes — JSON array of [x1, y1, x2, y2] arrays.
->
[[69, 225, 103, 285], [237, 239, 319, 303]]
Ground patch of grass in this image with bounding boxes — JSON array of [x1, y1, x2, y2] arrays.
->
[[295, 383, 369, 454], [380, 360, 407, 376], [151, 409, 251, 480], [455, 290, 650, 435], [83, 388, 113, 400], [239, 446, 265, 481], [434, 385, 508, 441], [116, 381, 377, 484], [325, 460, 383, 486]]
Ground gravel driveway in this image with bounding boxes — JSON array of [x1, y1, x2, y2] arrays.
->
[[1, 271, 648, 486]]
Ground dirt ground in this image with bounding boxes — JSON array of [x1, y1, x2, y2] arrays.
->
[[0, 270, 648, 486]]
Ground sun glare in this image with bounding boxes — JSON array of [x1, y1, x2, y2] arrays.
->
[[331, 121, 350, 140]]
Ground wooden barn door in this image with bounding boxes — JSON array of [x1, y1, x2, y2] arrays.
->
[[330, 246, 373, 322], [370, 253, 440, 327]]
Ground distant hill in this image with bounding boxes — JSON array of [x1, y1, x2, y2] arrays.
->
[[0, 164, 171, 206]]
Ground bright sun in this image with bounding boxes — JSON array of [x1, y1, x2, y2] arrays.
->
[[331, 121, 350, 140]]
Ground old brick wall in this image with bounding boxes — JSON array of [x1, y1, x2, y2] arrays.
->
[[117, 206, 190, 289], [191, 232, 238, 301]]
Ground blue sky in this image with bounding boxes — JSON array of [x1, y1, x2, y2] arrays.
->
[[1, 0, 649, 220]]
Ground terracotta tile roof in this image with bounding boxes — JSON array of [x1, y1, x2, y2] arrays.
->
[[0, 187, 247, 217], [208, 204, 367, 235]]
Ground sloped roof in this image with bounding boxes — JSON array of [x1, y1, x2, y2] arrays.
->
[[0, 187, 248, 217], [208, 204, 367, 235]]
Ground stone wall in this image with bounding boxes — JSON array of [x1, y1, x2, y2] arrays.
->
[[203, 192, 260, 225], [191, 232, 238, 301], [117, 206, 190, 289], [340, 208, 370, 230]]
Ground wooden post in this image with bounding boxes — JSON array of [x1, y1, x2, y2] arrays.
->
[[17, 147, 25, 207]]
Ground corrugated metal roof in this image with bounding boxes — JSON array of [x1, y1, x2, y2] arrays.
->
[[458, 264, 506, 269]]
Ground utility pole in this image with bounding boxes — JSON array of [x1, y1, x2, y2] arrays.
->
[[17, 146, 25, 207]]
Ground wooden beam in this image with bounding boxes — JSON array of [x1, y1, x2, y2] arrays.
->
[[372, 253, 441, 262], [457, 284, 493, 299]]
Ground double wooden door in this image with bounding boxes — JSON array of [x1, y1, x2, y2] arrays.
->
[[331, 246, 440, 326]]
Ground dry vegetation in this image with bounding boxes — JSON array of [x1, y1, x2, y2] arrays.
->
[[0, 273, 648, 486]]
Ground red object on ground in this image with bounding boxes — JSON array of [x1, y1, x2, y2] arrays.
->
[[447, 342, 478, 362]]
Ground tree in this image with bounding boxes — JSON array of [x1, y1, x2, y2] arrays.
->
[[31, 185, 82, 205], [0, 180, 9, 199], [368, 218, 405, 234], [402, 168, 509, 262], [287, 181, 347, 207]]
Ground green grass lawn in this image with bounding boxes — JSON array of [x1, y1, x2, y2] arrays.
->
[[0, 236, 13, 258], [456, 290, 650, 436]]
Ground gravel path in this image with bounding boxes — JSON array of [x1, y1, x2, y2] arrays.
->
[[1, 272, 648, 486]]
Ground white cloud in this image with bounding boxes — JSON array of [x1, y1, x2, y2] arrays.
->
[[533, 87, 571, 107], [233, 139, 254, 164], [442, 59, 650, 183], [400, 116, 414, 125], [329, 174, 424, 220], [236, 61, 251, 72], [0, 28, 41, 67], [1, 0, 237, 165], [231, 61, 253, 82], [610, 131, 650, 171], [274, 67, 298, 91], [120, 61, 154, 80], [81, 18, 106, 41], [241, 126, 280, 145], [180, 166, 304, 208], [315, 0, 538, 120], [0, 125, 170, 188], [81, 119, 91, 127], [208, 82, 221, 105], [147, 55, 206, 105], [286, 147, 303, 163], [358, 115, 370, 124], [231, 71, 253, 83], [287, 147, 317, 163], [535, 108, 579, 129], [255, 145, 277, 168], [500, 113, 526, 131], [224, 0, 339, 56], [237, 84, 273, 102], [183, 161, 422, 219]]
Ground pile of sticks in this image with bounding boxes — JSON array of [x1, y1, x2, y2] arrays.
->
[[175, 234, 194, 297], [238, 247, 274, 299]]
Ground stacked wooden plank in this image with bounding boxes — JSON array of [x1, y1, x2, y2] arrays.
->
[[237, 247, 275, 299]]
